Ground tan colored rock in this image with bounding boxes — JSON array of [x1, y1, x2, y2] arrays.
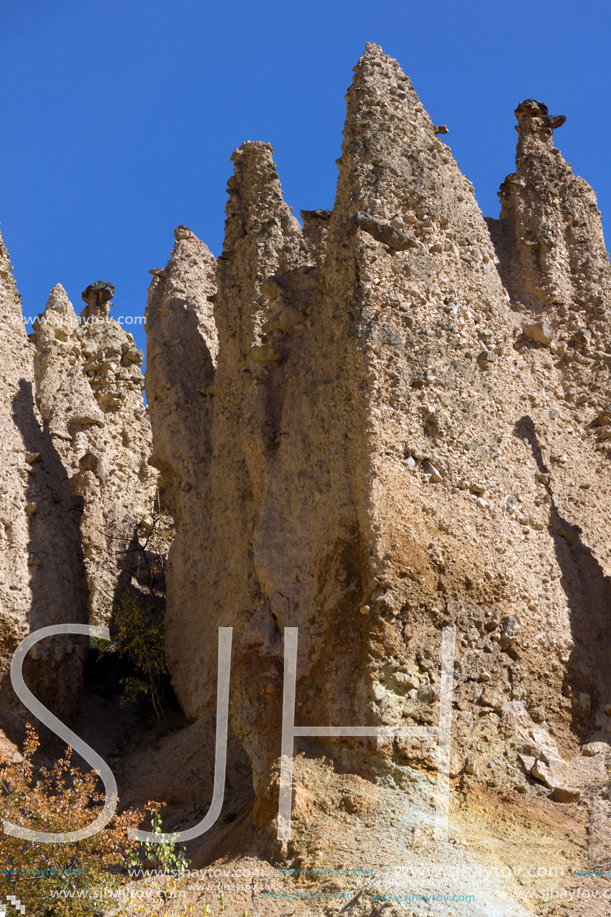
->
[[0, 235, 88, 735], [552, 785, 580, 803], [142, 44, 572, 804], [138, 51, 611, 907], [144, 225, 217, 673], [31, 282, 156, 623], [582, 741, 610, 756], [518, 753, 536, 774], [488, 98, 611, 320], [531, 755, 569, 789], [300, 209, 332, 266], [524, 321, 553, 345]]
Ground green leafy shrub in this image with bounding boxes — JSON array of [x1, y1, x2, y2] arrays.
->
[[112, 588, 168, 722]]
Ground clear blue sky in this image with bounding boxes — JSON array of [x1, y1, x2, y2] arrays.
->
[[0, 0, 609, 356]]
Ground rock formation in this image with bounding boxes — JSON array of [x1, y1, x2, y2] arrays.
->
[[4, 38, 611, 913], [145, 225, 218, 658], [30, 280, 156, 623], [143, 46, 611, 896], [486, 93, 611, 741], [0, 233, 88, 734], [488, 97, 610, 323]]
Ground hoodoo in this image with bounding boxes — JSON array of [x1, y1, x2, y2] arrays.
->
[[0, 236, 87, 733], [143, 43, 611, 886], [30, 280, 155, 624], [141, 44, 611, 908], [2, 41, 611, 914]]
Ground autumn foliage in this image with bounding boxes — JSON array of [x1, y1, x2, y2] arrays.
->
[[0, 724, 150, 916]]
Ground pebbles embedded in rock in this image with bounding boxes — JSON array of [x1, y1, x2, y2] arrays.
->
[[250, 345, 283, 365], [525, 322, 553, 345], [477, 349, 497, 368], [500, 615, 520, 649], [422, 460, 442, 482]]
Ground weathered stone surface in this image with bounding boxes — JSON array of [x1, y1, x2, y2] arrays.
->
[[148, 46, 610, 832], [532, 755, 568, 789], [518, 753, 536, 774], [351, 211, 421, 251], [500, 614, 520, 649], [3, 38, 611, 908], [552, 785, 580, 803], [477, 349, 497, 367], [582, 740, 610, 756], [81, 280, 115, 322], [0, 236, 88, 735], [300, 209, 332, 266], [525, 321, 553, 345], [145, 224, 218, 685], [488, 96, 611, 339], [149, 142, 313, 785], [30, 282, 156, 623]]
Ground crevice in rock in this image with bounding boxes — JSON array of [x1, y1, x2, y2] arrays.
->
[[517, 414, 611, 739]]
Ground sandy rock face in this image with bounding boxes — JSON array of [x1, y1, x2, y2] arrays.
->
[[0, 234, 88, 734], [145, 225, 218, 667], [488, 98, 610, 321], [486, 96, 611, 741], [144, 45, 611, 874], [31, 281, 156, 623]]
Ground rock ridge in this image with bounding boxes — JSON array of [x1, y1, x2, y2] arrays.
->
[[145, 44, 611, 832]]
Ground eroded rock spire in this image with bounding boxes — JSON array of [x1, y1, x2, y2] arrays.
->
[[0, 236, 87, 735], [81, 280, 115, 322], [145, 48, 611, 886], [145, 225, 217, 689], [489, 98, 611, 327], [31, 281, 156, 624]]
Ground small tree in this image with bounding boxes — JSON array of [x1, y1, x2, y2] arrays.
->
[[94, 498, 175, 723], [0, 724, 159, 916], [112, 588, 168, 722], [127, 806, 189, 877]]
